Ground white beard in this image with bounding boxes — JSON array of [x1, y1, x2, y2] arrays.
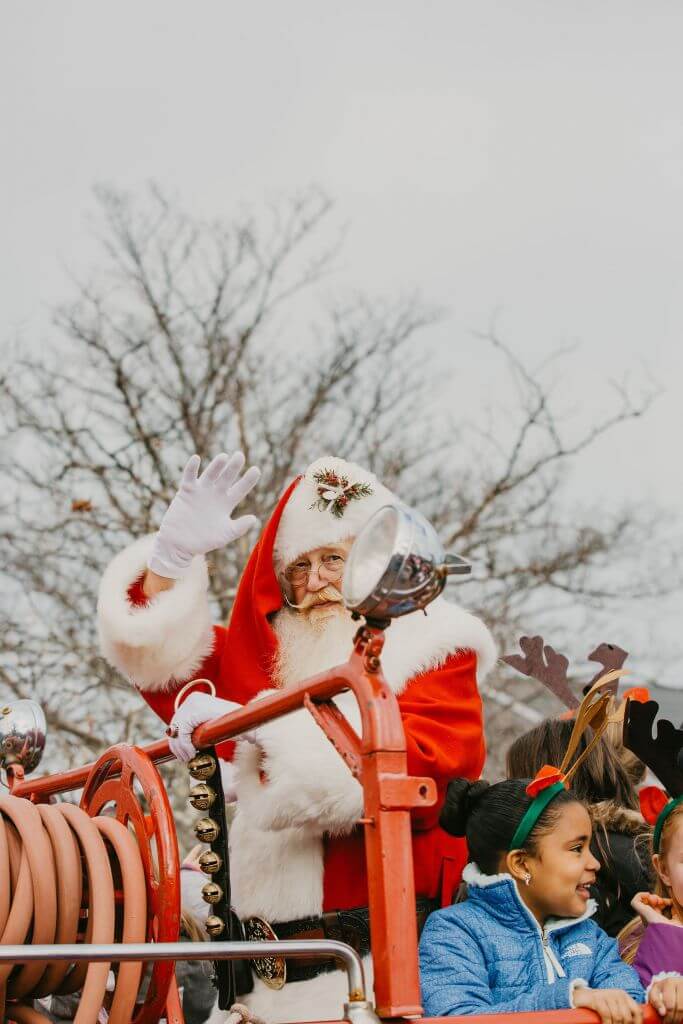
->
[[271, 606, 359, 689]]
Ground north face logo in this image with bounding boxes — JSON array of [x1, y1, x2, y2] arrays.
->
[[565, 942, 592, 958]]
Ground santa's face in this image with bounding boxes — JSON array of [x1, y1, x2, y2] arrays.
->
[[282, 541, 353, 621]]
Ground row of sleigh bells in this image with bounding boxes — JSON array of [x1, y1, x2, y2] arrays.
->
[[186, 750, 286, 992], [187, 752, 228, 933]]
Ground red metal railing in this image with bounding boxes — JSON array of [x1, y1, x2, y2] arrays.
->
[[439, 1012, 658, 1024], [10, 625, 435, 1019], [8, 623, 657, 1023]]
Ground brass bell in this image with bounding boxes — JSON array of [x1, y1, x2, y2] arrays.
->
[[189, 782, 216, 811], [188, 753, 217, 780], [205, 915, 225, 937], [198, 850, 222, 874], [202, 881, 223, 905], [194, 817, 220, 843]]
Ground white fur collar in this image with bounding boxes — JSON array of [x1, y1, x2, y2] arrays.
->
[[463, 862, 513, 887], [380, 596, 497, 691], [462, 862, 598, 929]]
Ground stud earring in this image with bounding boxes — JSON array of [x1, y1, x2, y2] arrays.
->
[[524, 872, 531, 886]]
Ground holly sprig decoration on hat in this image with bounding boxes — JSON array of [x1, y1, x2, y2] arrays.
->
[[509, 670, 627, 850], [310, 468, 373, 518]]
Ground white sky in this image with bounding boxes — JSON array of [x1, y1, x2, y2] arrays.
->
[[2, 1, 683, 687]]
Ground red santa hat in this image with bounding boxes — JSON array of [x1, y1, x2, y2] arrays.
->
[[222, 456, 395, 697]]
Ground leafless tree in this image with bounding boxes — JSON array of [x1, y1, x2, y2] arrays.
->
[[0, 184, 672, 795]]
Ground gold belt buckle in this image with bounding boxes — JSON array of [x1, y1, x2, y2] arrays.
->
[[244, 916, 286, 990]]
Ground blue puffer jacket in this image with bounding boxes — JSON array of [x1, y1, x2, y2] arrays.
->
[[419, 863, 644, 1017]]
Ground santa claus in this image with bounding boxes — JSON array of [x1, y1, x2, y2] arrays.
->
[[97, 452, 496, 1022]]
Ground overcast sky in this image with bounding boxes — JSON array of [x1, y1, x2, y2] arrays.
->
[[2, 2, 682, 687]]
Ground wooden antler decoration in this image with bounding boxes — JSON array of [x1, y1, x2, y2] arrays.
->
[[623, 700, 683, 798], [585, 643, 629, 695], [503, 635, 630, 710], [502, 636, 580, 710]]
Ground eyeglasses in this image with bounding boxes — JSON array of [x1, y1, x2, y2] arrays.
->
[[283, 553, 346, 586]]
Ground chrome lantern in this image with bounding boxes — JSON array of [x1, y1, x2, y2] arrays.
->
[[342, 503, 471, 621], [0, 699, 47, 774]]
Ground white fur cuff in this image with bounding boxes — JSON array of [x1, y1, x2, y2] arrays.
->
[[97, 535, 214, 692], [647, 972, 682, 996], [569, 979, 589, 1007]]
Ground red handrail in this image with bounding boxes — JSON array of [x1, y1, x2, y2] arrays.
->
[[9, 624, 435, 1019], [434, 1011, 659, 1024], [7, 625, 656, 1023]]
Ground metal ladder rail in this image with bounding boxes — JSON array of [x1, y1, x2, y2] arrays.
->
[[0, 938, 379, 1024]]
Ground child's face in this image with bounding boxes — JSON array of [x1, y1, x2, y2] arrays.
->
[[522, 802, 600, 923], [654, 821, 683, 914]]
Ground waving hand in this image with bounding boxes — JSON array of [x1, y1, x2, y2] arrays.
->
[[148, 452, 260, 578]]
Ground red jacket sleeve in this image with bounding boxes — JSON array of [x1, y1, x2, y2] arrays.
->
[[397, 650, 486, 829], [126, 578, 233, 761], [136, 625, 230, 725]]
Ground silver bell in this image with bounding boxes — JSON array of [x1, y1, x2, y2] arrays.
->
[[0, 700, 47, 774]]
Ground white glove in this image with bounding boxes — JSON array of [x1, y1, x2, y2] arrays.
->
[[169, 692, 240, 762], [148, 452, 261, 579], [168, 691, 257, 762]]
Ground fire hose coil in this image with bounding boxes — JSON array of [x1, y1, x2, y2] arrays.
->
[[0, 795, 147, 1024]]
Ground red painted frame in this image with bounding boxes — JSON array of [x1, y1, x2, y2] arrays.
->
[[80, 745, 181, 1024], [10, 625, 434, 1017], [8, 624, 658, 1024]]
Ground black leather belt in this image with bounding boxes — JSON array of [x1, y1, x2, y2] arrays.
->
[[259, 897, 438, 985]]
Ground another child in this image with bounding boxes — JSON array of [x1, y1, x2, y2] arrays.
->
[[507, 717, 652, 935], [419, 776, 681, 1021], [629, 800, 683, 1001]]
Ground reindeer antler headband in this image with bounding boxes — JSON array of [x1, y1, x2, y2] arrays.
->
[[622, 699, 683, 852], [502, 635, 629, 711], [508, 672, 627, 851]]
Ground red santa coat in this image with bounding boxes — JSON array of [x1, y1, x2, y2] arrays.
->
[[98, 475, 495, 920]]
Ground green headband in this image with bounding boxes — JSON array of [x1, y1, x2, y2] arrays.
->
[[509, 781, 566, 851], [654, 795, 683, 854]]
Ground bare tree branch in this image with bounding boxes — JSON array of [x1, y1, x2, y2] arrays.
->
[[0, 183, 673, 793]]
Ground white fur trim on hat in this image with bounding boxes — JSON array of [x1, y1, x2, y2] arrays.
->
[[274, 456, 395, 569], [97, 534, 214, 692]]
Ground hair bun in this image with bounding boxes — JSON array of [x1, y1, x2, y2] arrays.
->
[[439, 778, 490, 836]]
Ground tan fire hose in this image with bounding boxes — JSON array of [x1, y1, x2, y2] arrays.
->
[[0, 795, 147, 1024]]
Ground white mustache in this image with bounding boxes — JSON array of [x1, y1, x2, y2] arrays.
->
[[287, 584, 344, 610]]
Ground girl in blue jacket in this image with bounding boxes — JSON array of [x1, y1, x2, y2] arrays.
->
[[419, 776, 661, 1022]]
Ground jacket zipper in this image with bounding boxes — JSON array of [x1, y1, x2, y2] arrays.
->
[[463, 867, 595, 988], [541, 927, 566, 983]]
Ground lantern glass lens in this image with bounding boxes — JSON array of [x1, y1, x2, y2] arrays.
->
[[342, 505, 399, 610]]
